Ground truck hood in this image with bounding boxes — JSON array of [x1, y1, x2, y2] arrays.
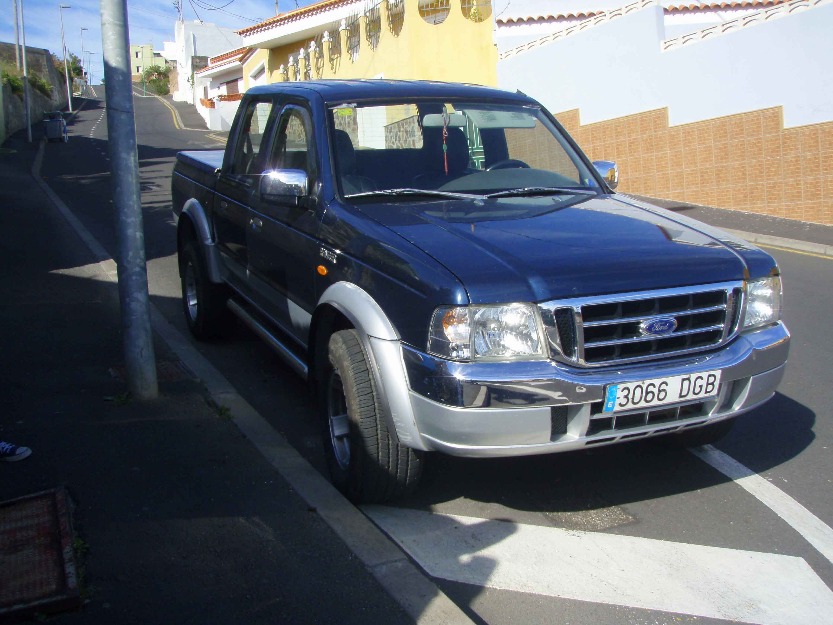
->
[[356, 193, 776, 303]]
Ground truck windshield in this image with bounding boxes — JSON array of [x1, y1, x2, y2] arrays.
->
[[327, 100, 600, 198]]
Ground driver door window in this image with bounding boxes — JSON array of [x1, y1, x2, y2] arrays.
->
[[248, 105, 319, 343]]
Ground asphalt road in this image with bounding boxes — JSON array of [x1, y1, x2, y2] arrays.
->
[[41, 88, 833, 625]]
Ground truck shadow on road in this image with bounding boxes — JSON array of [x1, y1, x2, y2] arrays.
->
[[396, 392, 815, 519]]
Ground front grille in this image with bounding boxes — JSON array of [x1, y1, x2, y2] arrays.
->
[[586, 401, 710, 439], [540, 282, 743, 367]]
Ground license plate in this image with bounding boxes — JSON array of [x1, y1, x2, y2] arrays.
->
[[603, 371, 721, 413]]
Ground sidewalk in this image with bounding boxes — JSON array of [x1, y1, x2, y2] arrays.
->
[[0, 130, 418, 624], [632, 194, 833, 255]]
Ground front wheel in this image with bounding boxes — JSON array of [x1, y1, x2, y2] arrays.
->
[[320, 329, 423, 503]]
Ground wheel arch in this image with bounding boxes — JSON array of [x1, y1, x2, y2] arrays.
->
[[310, 282, 428, 451]]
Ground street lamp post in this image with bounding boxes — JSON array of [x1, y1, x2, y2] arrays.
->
[[86, 51, 98, 87], [20, 0, 31, 142], [80, 26, 88, 94], [12, 0, 21, 70], [59, 4, 73, 113]]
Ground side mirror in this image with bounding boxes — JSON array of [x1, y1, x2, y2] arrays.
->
[[260, 169, 309, 203], [593, 160, 619, 190]]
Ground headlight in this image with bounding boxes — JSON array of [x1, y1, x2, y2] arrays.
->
[[742, 276, 782, 331], [428, 304, 546, 361]]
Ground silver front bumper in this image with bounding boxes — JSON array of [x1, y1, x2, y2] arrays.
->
[[399, 322, 789, 457]]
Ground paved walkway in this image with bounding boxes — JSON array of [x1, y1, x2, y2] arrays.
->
[[0, 129, 426, 624]]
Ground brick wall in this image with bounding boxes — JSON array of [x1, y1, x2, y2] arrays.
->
[[556, 106, 833, 226]]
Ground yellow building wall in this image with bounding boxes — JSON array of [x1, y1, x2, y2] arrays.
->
[[243, 0, 497, 87], [241, 48, 271, 92]]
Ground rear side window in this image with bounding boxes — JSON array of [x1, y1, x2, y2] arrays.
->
[[229, 100, 274, 177], [272, 108, 311, 173]]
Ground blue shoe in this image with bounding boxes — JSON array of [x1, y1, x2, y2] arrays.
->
[[0, 441, 32, 461]]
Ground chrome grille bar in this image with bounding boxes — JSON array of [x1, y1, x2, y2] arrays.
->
[[585, 324, 726, 348], [540, 282, 743, 367], [582, 304, 727, 328]]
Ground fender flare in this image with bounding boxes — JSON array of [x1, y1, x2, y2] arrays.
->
[[180, 199, 224, 283], [317, 282, 428, 451]]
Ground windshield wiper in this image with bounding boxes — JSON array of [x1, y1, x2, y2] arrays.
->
[[485, 186, 597, 199], [346, 188, 486, 201]]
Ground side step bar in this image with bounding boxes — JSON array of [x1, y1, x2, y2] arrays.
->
[[227, 299, 309, 380]]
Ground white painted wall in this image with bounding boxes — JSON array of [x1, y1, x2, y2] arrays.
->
[[497, 1, 833, 128], [195, 99, 239, 131], [194, 63, 243, 131], [170, 20, 244, 104]]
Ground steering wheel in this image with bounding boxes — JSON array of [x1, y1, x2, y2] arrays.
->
[[486, 159, 530, 171]]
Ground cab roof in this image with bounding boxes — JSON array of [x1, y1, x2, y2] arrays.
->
[[245, 79, 536, 105]]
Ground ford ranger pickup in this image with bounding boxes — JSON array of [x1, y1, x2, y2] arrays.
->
[[171, 80, 789, 502]]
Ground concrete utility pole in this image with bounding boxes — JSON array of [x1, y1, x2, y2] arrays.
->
[[100, 0, 159, 400], [12, 0, 21, 70], [20, 0, 31, 143], [59, 5, 73, 113]]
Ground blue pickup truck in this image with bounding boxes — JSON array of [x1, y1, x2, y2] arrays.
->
[[172, 80, 789, 502]]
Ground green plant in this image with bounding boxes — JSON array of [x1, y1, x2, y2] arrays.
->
[[1, 63, 24, 95], [51, 52, 83, 79], [28, 72, 53, 98], [73, 537, 90, 556], [104, 392, 132, 405], [143, 64, 171, 96], [214, 404, 233, 421]]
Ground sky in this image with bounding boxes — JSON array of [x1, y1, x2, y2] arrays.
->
[[1, 0, 315, 83]]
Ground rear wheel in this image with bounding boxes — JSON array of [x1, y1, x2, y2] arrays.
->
[[180, 240, 231, 339], [321, 329, 423, 503]]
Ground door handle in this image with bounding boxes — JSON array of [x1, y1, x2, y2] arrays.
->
[[250, 217, 263, 232]]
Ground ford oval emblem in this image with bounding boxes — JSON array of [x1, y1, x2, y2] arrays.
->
[[640, 317, 678, 337]]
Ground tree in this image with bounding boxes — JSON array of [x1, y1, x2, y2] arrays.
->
[[51, 52, 83, 80], [142, 65, 171, 96]]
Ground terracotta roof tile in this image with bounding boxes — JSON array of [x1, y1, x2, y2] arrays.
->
[[496, 0, 788, 24], [237, 0, 358, 37], [208, 47, 249, 65]]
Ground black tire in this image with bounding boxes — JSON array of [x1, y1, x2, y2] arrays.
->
[[321, 329, 423, 503], [664, 418, 735, 448], [180, 240, 232, 339]]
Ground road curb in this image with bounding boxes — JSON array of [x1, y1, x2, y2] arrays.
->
[[32, 140, 475, 625], [723, 229, 833, 258]]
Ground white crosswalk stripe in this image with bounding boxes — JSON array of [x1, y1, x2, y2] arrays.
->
[[365, 506, 833, 625]]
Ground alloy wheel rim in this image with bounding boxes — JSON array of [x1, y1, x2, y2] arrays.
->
[[327, 371, 351, 470], [184, 261, 198, 322]]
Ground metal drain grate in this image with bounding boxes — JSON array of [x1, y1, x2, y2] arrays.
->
[[0, 488, 81, 621]]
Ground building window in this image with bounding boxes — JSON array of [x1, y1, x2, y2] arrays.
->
[[345, 13, 361, 61], [461, 0, 491, 23], [419, 0, 450, 25], [136, 66, 141, 74]]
